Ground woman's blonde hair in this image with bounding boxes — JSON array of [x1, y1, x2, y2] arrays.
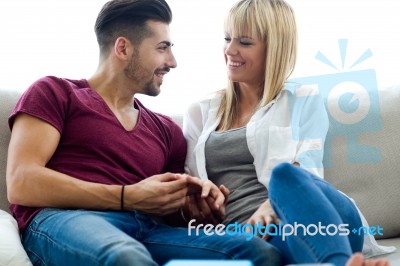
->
[[218, 0, 297, 130]]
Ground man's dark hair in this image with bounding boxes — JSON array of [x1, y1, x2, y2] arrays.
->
[[94, 0, 172, 57]]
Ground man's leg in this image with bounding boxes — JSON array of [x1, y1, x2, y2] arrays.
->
[[22, 209, 157, 266], [268, 163, 363, 266], [135, 212, 283, 266]]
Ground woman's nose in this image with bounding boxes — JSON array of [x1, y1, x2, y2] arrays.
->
[[224, 40, 238, 56]]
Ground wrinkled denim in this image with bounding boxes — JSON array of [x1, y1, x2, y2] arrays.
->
[[268, 163, 364, 266], [22, 208, 282, 266]]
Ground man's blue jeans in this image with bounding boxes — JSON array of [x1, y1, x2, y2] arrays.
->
[[268, 163, 364, 266], [22, 208, 282, 266]]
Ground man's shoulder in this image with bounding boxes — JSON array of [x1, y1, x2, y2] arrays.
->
[[152, 110, 178, 128], [134, 98, 182, 132], [32, 76, 86, 88], [27, 76, 62, 90], [25, 76, 87, 96]]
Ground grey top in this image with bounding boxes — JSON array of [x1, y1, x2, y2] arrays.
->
[[205, 127, 268, 225]]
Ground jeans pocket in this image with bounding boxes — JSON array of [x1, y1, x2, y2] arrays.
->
[[25, 208, 61, 233]]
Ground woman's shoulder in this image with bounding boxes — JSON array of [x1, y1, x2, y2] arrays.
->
[[187, 90, 223, 113], [282, 82, 325, 108], [284, 82, 320, 97]]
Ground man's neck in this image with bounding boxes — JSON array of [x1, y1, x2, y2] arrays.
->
[[87, 67, 137, 111]]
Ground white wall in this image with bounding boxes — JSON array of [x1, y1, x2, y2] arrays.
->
[[0, 0, 399, 115]]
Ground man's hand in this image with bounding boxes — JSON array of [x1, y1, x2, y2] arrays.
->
[[246, 199, 280, 240], [124, 173, 189, 215]]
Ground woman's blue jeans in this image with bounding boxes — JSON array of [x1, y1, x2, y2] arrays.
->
[[22, 208, 282, 266], [268, 163, 364, 266]]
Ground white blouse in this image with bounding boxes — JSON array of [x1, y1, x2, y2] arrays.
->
[[183, 82, 395, 258], [184, 83, 328, 187]]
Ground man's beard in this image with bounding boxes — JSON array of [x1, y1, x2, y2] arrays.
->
[[124, 50, 160, 97]]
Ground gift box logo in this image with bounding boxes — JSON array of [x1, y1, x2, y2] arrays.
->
[[288, 39, 382, 168]]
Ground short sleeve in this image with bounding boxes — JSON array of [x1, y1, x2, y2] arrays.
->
[[9, 76, 69, 133]]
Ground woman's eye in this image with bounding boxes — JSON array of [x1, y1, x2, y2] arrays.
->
[[224, 37, 231, 42], [240, 41, 253, 46]]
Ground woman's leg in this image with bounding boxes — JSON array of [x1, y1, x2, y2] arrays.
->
[[309, 174, 364, 252], [268, 163, 363, 266]]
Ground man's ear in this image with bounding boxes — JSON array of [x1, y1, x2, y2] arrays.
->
[[114, 37, 132, 60]]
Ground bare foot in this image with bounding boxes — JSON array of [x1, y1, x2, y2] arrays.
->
[[346, 253, 390, 266]]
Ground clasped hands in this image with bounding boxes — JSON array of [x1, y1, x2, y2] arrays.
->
[[127, 172, 280, 239], [125, 173, 228, 224]]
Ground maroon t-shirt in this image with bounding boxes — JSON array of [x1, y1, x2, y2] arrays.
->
[[8, 76, 187, 232]]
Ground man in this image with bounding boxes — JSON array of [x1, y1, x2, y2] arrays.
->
[[6, 0, 281, 265]]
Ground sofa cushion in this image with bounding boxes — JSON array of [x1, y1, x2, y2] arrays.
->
[[0, 210, 32, 266], [324, 84, 400, 239]]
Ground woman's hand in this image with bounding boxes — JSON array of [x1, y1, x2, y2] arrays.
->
[[182, 178, 230, 225], [246, 199, 280, 240]]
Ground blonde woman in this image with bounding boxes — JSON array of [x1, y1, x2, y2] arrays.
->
[[183, 0, 391, 265]]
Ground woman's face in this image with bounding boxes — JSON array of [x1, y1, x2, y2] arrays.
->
[[223, 32, 266, 88]]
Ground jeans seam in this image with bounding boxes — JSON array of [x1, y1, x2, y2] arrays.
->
[[135, 212, 147, 239], [26, 208, 56, 232]]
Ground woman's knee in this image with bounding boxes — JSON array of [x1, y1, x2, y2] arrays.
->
[[271, 162, 294, 178], [270, 162, 303, 185], [269, 162, 302, 197]]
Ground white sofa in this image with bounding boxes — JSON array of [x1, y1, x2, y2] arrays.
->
[[1, 86, 400, 265]]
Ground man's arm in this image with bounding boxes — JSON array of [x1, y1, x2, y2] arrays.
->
[[7, 114, 189, 215]]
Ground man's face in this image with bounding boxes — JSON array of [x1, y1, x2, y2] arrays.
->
[[124, 20, 177, 96]]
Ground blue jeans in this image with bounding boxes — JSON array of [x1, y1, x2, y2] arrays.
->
[[22, 208, 282, 266], [268, 163, 364, 266]]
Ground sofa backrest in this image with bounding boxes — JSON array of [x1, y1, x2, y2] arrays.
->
[[323, 84, 400, 239], [0, 90, 21, 213]]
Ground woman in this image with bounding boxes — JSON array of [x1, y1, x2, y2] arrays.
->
[[183, 0, 392, 265]]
